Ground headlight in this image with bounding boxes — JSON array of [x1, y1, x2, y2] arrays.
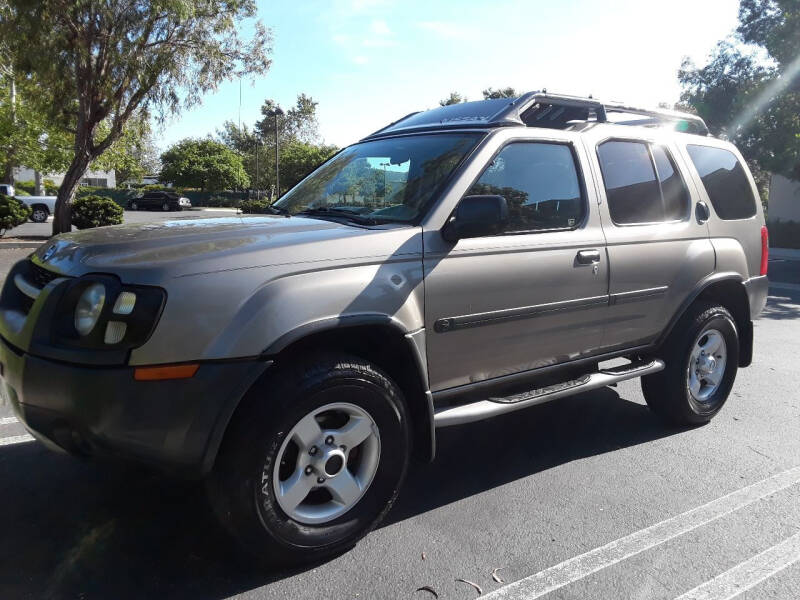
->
[[74, 283, 106, 335]]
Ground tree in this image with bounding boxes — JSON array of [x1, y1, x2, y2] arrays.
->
[[482, 87, 517, 99], [737, 0, 800, 69], [160, 138, 249, 191], [280, 141, 339, 191], [679, 1, 800, 187], [219, 93, 335, 196], [255, 93, 321, 145], [0, 70, 72, 183], [440, 92, 467, 106], [94, 112, 160, 185], [1, 0, 272, 234]]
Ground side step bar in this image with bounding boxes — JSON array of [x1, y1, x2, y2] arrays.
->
[[433, 359, 665, 428]]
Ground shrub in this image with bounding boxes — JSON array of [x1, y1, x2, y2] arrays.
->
[[767, 218, 800, 250], [13, 179, 59, 195], [0, 194, 32, 237], [71, 195, 124, 229], [239, 199, 270, 214]]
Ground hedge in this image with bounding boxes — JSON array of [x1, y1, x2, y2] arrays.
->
[[0, 194, 32, 236]]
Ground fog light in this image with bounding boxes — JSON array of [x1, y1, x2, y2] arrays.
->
[[104, 321, 127, 344], [113, 291, 136, 315]]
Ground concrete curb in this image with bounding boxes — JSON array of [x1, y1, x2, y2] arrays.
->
[[0, 242, 44, 249]]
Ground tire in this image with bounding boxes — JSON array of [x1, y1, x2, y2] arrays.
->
[[30, 205, 49, 223], [162, 201, 170, 211], [129, 201, 138, 211], [642, 302, 739, 426], [207, 353, 410, 567]]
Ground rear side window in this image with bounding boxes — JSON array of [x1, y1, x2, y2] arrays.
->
[[686, 145, 757, 220], [467, 142, 584, 233], [597, 140, 689, 224]]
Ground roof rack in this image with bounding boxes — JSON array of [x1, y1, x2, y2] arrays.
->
[[501, 92, 710, 136], [362, 91, 709, 140]]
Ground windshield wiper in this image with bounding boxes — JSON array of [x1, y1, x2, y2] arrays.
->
[[266, 204, 290, 215], [296, 207, 390, 225]]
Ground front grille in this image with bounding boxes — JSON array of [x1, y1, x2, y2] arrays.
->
[[28, 261, 62, 288]]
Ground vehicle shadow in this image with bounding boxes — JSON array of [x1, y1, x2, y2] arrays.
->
[[760, 290, 800, 320], [0, 387, 677, 600]]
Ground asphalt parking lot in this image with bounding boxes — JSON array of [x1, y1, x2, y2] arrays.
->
[[0, 245, 798, 600], [4, 206, 238, 241]]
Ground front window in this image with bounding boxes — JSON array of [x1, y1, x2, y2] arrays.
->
[[274, 133, 481, 223]]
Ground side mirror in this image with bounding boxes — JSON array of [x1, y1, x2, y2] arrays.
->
[[442, 195, 508, 243]]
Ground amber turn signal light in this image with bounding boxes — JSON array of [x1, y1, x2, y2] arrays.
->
[[134, 363, 199, 381]]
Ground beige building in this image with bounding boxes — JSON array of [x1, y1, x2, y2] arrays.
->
[[14, 166, 116, 189], [769, 174, 800, 222]]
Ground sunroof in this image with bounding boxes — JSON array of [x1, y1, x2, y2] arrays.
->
[[378, 97, 518, 134]]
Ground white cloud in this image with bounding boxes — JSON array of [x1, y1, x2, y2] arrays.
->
[[417, 20, 479, 40], [353, 55, 369, 65], [348, 0, 390, 12], [369, 19, 391, 36]]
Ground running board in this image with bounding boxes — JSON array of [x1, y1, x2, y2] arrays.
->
[[433, 359, 665, 428]]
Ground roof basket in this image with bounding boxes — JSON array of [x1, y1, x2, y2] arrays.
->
[[510, 92, 709, 135]]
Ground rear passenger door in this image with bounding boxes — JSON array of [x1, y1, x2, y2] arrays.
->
[[586, 134, 715, 351]]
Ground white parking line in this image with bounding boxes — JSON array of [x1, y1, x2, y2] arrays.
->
[[0, 416, 18, 425], [484, 466, 800, 599], [0, 433, 34, 446], [674, 531, 800, 600]]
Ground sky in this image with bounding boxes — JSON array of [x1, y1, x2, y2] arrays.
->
[[157, 0, 742, 152]]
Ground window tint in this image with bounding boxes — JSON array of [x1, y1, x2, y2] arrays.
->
[[652, 145, 690, 221], [686, 145, 756, 220], [467, 142, 583, 233], [597, 141, 689, 224]]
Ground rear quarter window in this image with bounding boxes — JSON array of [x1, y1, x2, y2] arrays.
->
[[686, 145, 757, 220]]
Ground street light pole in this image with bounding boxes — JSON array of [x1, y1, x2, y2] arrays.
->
[[254, 136, 259, 200], [267, 106, 284, 201]]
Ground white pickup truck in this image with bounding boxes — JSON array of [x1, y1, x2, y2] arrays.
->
[[0, 183, 56, 223]]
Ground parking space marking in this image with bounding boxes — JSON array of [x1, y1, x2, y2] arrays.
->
[[0, 416, 18, 425], [0, 433, 34, 446], [673, 531, 800, 600], [484, 466, 800, 599]]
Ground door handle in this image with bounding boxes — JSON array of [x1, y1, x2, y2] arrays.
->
[[696, 201, 710, 223], [576, 249, 601, 265]]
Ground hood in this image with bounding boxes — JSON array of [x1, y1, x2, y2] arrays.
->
[[34, 215, 419, 282]]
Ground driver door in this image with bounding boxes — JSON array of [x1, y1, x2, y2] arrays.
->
[[423, 138, 609, 392]]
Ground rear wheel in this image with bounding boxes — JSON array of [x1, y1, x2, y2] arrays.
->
[[642, 302, 739, 426], [129, 201, 138, 211], [161, 201, 170, 211], [207, 354, 410, 567]]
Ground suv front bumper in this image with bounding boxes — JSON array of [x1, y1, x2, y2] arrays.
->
[[0, 335, 270, 477]]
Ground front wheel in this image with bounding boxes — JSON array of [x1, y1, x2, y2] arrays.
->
[[30, 206, 49, 223], [161, 201, 170, 211], [207, 354, 410, 567], [642, 302, 739, 426], [129, 201, 138, 211]]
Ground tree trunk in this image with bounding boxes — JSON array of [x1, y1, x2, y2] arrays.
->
[[34, 171, 43, 195], [3, 76, 17, 184], [53, 156, 90, 235]]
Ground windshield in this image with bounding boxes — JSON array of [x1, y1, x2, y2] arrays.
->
[[274, 133, 481, 223]]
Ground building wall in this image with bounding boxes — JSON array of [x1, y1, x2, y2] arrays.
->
[[13, 167, 116, 189], [769, 174, 800, 222]]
